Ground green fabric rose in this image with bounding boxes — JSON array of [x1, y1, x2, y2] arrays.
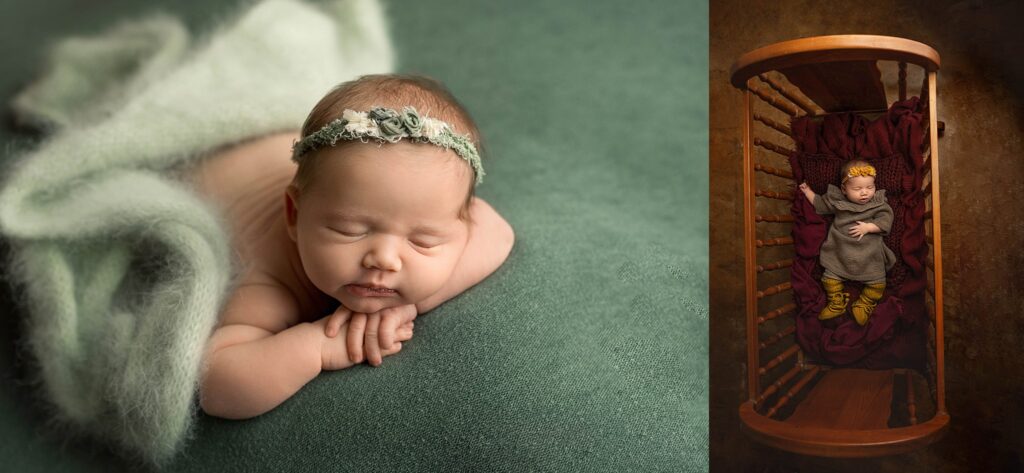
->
[[377, 116, 405, 142], [400, 107, 423, 137], [368, 107, 397, 121]]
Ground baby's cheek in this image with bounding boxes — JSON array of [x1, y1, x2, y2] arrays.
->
[[413, 251, 461, 297]]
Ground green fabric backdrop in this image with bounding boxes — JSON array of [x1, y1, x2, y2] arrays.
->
[[0, 0, 708, 471]]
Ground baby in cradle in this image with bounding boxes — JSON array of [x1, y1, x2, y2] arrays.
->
[[197, 74, 514, 419], [798, 160, 895, 326]]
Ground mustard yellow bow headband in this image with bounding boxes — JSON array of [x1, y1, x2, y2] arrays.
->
[[843, 164, 876, 183]]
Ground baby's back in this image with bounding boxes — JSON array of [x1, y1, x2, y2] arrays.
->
[[182, 131, 333, 326]]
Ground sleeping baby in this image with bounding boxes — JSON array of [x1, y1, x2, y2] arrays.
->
[[798, 160, 895, 326], [193, 74, 514, 419]]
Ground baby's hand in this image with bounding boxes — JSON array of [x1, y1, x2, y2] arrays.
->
[[848, 220, 878, 240], [798, 182, 815, 202], [318, 317, 405, 372], [347, 304, 417, 367]]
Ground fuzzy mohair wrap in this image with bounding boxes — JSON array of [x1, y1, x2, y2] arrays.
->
[[0, 0, 393, 464]]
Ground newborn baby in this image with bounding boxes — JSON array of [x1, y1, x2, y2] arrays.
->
[[798, 160, 895, 325], [193, 75, 514, 419]]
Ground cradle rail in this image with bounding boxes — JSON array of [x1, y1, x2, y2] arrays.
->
[[731, 35, 947, 458]]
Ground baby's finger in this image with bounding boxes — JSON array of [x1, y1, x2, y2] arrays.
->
[[383, 342, 402, 356], [325, 308, 350, 338], [365, 312, 383, 367], [378, 311, 402, 350], [397, 321, 414, 341], [400, 305, 418, 324], [348, 313, 367, 363]]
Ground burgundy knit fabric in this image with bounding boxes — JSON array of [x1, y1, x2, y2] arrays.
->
[[788, 97, 929, 369]]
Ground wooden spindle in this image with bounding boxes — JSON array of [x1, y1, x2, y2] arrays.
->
[[754, 365, 800, 406], [754, 137, 795, 159], [898, 62, 908, 101], [753, 113, 792, 136], [758, 303, 796, 324], [922, 179, 932, 197], [755, 236, 793, 247], [923, 209, 933, 221], [757, 258, 793, 273], [755, 214, 795, 223], [749, 82, 801, 117], [920, 74, 928, 104], [758, 73, 818, 115], [755, 189, 791, 200], [766, 366, 820, 417], [757, 282, 792, 299], [906, 370, 917, 425], [754, 163, 794, 179], [759, 345, 800, 375], [760, 325, 796, 350]]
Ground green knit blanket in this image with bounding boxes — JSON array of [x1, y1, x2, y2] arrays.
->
[[0, 0, 392, 463]]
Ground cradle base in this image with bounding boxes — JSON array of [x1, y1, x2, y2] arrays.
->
[[739, 369, 949, 457]]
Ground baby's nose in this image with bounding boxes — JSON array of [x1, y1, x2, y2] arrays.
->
[[362, 237, 402, 272]]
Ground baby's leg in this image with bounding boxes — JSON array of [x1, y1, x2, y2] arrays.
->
[[851, 278, 886, 325], [819, 270, 850, 320]]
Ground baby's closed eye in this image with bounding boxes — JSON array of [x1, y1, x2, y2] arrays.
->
[[409, 235, 445, 249], [327, 224, 368, 238]]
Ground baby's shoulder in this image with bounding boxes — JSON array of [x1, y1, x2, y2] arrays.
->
[[218, 268, 304, 333]]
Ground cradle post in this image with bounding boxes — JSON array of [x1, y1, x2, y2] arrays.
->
[[927, 70, 946, 415], [743, 87, 761, 400]]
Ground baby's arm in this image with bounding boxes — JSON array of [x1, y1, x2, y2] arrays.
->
[[798, 182, 816, 204], [849, 202, 894, 239], [200, 282, 404, 419], [416, 197, 515, 314]]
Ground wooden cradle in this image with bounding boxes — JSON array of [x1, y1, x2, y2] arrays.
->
[[729, 35, 948, 457]]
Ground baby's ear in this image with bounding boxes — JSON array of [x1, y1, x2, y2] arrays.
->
[[284, 185, 300, 242]]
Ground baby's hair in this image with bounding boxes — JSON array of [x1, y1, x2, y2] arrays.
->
[[293, 74, 482, 220]]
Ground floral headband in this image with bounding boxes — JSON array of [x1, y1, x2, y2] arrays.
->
[[843, 164, 876, 183], [291, 106, 484, 185]]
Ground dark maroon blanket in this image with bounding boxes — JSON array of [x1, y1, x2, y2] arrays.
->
[[788, 97, 930, 369]]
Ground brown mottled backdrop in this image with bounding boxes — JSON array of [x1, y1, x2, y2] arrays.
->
[[710, 1, 1024, 472]]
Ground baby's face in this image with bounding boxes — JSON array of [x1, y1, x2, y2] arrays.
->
[[842, 175, 876, 204], [287, 142, 472, 314]]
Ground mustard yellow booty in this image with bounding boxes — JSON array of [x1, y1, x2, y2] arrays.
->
[[819, 278, 849, 320], [851, 282, 886, 325]]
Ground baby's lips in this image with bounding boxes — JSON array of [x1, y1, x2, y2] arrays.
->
[[345, 283, 399, 297]]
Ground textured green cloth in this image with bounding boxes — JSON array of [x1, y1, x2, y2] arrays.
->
[[0, 0, 709, 471]]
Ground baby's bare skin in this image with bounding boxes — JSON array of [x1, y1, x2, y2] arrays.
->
[[189, 131, 514, 419], [187, 131, 334, 320]]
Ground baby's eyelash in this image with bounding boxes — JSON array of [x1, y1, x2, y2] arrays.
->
[[410, 240, 438, 249], [328, 227, 365, 237]]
